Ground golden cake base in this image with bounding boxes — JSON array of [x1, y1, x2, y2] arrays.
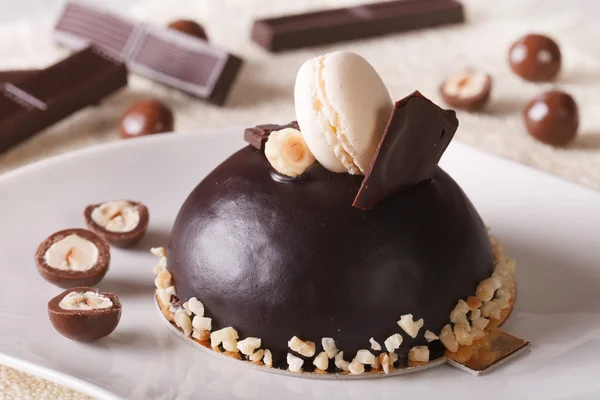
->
[[155, 272, 529, 379]]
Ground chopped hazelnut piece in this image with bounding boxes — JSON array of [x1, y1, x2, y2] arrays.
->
[[450, 300, 471, 330], [263, 349, 273, 367], [287, 353, 304, 372], [313, 351, 329, 370], [237, 337, 261, 356], [152, 256, 167, 275], [408, 346, 430, 363], [150, 247, 167, 258], [454, 323, 473, 346], [471, 326, 486, 339], [355, 349, 376, 365], [250, 349, 265, 362], [192, 315, 212, 331], [476, 277, 502, 302], [334, 351, 350, 371], [379, 353, 390, 374], [264, 128, 316, 177], [439, 324, 459, 353], [321, 337, 339, 358], [466, 296, 482, 310], [186, 297, 205, 316], [397, 314, 424, 338], [471, 316, 489, 330], [369, 337, 382, 351], [192, 329, 210, 341], [470, 309, 482, 320], [348, 358, 365, 375], [155, 270, 172, 289], [222, 339, 239, 353], [389, 352, 398, 366], [384, 333, 403, 352], [210, 327, 239, 348], [424, 330, 439, 342], [174, 309, 192, 337], [288, 336, 316, 357]]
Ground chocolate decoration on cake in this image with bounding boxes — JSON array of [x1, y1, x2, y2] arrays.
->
[[244, 121, 299, 150], [353, 91, 458, 210], [167, 145, 493, 363]]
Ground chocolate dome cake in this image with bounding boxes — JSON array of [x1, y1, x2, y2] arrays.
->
[[152, 52, 520, 376]]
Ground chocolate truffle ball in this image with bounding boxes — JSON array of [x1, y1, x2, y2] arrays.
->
[[168, 19, 208, 41], [119, 99, 174, 139], [523, 90, 578, 146], [167, 146, 494, 365], [508, 34, 561, 82]]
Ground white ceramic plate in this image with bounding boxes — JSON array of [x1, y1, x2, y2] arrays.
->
[[1, 129, 599, 400]]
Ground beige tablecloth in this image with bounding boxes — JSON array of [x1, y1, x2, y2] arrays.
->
[[1, 0, 599, 398]]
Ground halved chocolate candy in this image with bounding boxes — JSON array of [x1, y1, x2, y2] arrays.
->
[[84, 200, 149, 248], [35, 228, 110, 288], [48, 287, 121, 342]]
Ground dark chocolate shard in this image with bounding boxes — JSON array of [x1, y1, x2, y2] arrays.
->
[[252, 0, 464, 52], [353, 91, 458, 210], [0, 69, 39, 88], [244, 121, 299, 150], [0, 47, 127, 154], [54, 1, 243, 105]]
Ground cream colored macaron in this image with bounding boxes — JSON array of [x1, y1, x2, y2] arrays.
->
[[294, 51, 393, 175]]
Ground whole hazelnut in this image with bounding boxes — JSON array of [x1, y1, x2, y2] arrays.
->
[[508, 34, 561, 82], [119, 99, 174, 139], [168, 19, 208, 41], [523, 90, 578, 146]]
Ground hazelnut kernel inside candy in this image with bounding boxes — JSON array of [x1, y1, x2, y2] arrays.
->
[[440, 69, 492, 110], [44, 234, 99, 271], [264, 128, 315, 178], [59, 291, 113, 310], [91, 200, 140, 233]]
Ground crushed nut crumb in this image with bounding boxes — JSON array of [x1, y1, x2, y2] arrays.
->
[[334, 351, 350, 371], [313, 351, 329, 370], [287, 353, 304, 372], [263, 349, 273, 367], [439, 324, 459, 353], [424, 330, 439, 342], [210, 327, 239, 349], [454, 323, 473, 346], [398, 314, 424, 338], [321, 337, 339, 359], [237, 337, 261, 356], [408, 346, 430, 363], [476, 277, 502, 302], [348, 358, 365, 375], [369, 337, 382, 351], [288, 336, 316, 357], [384, 333, 403, 352], [355, 349, 376, 365]]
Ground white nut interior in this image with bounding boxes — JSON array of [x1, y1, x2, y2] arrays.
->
[[443, 71, 488, 98], [264, 128, 316, 177], [59, 291, 112, 310], [44, 234, 99, 271], [397, 314, 424, 338], [91, 200, 140, 233]]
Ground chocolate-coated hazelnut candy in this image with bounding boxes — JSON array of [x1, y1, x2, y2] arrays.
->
[[119, 99, 174, 139], [523, 90, 578, 146], [439, 69, 492, 111], [48, 287, 121, 342], [35, 229, 110, 288], [509, 34, 561, 82], [84, 200, 149, 248], [168, 19, 208, 41]]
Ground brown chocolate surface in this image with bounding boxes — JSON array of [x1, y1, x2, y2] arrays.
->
[[168, 19, 208, 41], [523, 90, 578, 146], [48, 287, 121, 342], [119, 100, 174, 139], [84, 201, 150, 248], [251, 0, 464, 52], [243, 121, 299, 150], [439, 71, 492, 111], [508, 34, 561, 82], [35, 228, 111, 288], [354, 91, 458, 210], [167, 145, 493, 364]]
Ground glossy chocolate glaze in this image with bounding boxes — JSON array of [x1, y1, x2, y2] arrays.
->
[[168, 146, 493, 364]]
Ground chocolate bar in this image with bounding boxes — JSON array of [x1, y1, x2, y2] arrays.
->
[[244, 121, 299, 150], [54, 2, 243, 105], [353, 91, 458, 210], [252, 0, 464, 52], [0, 70, 39, 87], [0, 47, 127, 154]]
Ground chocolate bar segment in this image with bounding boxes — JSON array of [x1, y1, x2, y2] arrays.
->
[[54, 1, 243, 105], [0, 47, 127, 154], [252, 0, 464, 52], [0, 70, 39, 87], [244, 121, 299, 150], [353, 91, 458, 210]]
